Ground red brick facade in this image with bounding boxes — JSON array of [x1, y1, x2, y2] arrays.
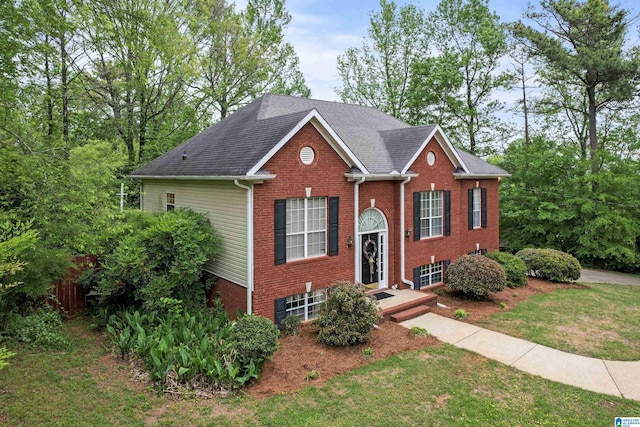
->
[[222, 124, 501, 321], [210, 277, 247, 320]]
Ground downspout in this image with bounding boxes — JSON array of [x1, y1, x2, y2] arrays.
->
[[353, 177, 365, 282], [400, 176, 414, 289], [234, 179, 253, 314]]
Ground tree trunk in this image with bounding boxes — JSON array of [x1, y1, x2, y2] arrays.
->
[[44, 35, 54, 139], [587, 85, 599, 177], [60, 35, 69, 154], [520, 61, 530, 148]]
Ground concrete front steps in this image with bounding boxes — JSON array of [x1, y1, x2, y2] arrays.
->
[[373, 289, 438, 322]]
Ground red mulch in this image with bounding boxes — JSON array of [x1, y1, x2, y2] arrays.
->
[[246, 320, 438, 398], [248, 278, 582, 398]]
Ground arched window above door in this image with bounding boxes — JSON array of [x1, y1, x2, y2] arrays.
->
[[358, 208, 386, 233]]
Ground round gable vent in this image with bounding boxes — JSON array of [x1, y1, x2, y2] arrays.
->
[[300, 146, 315, 165], [426, 151, 436, 166]]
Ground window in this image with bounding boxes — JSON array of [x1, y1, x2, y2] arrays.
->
[[286, 197, 326, 260], [166, 193, 175, 211], [419, 191, 443, 238], [286, 289, 326, 321], [468, 187, 487, 230], [419, 262, 443, 287], [472, 188, 481, 228]]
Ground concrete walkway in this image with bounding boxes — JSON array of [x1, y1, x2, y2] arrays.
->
[[579, 268, 640, 287], [401, 313, 640, 401]]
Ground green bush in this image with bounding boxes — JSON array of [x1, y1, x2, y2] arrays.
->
[[516, 248, 581, 282], [232, 315, 280, 366], [445, 255, 506, 298], [485, 251, 528, 288], [280, 315, 302, 336], [89, 209, 221, 312], [2, 309, 69, 349], [316, 281, 380, 346]]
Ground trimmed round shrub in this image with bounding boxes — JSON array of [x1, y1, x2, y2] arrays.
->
[[280, 315, 302, 336], [516, 248, 581, 282], [316, 281, 380, 346], [445, 255, 506, 298], [485, 251, 528, 288], [232, 315, 280, 366]]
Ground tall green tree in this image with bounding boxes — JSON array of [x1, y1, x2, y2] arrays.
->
[[336, 0, 427, 121], [191, 0, 309, 121], [512, 0, 640, 176], [409, 0, 513, 155], [77, 0, 195, 164]]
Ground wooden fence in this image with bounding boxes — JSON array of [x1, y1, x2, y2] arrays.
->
[[52, 255, 96, 316]]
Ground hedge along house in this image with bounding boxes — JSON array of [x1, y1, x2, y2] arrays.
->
[[131, 94, 509, 324]]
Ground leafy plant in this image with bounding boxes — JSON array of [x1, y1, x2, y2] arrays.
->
[[454, 309, 468, 319], [409, 326, 429, 337], [361, 347, 374, 358], [304, 370, 319, 381], [445, 255, 506, 298], [280, 315, 302, 336], [485, 251, 528, 288], [516, 248, 581, 282], [1, 309, 69, 349], [500, 302, 507, 310], [0, 346, 15, 370], [316, 281, 380, 347]]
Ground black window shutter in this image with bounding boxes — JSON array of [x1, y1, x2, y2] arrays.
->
[[468, 188, 474, 230], [481, 248, 487, 255], [274, 199, 286, 265], [443, 260, 451, 282], [274, 297, 287, 326], [413, 266, 421, 290], [328, 197, 339, 256], [444, 190, 451, 236], [413, 192, 421, 241], [481, 188, 488, 228]]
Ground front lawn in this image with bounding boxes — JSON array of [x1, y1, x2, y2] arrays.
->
[[1, 319, 639, 426], [479, 282, 640, 360]]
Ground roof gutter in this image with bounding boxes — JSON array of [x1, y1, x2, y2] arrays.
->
[[453, 173, 510, 180], [345, 173, 418, 182], [233, 179, 254, 315], [130, 174, 277, 182], [400, 175, 414, 289]]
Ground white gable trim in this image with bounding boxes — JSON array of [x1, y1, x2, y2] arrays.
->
[[400, 125, 469, 174], [246, 109, 369, 176]]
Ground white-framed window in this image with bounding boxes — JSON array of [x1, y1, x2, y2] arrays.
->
[[472, 188, 481, 228], [419, 262, 443, 287], [286, 289, 326, 321], [286, 197, 326, 260], [166, 193, 175, 211], [420, 191, 443, 238]]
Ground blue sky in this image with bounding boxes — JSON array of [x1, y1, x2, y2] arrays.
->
[[250, 0, 639, 103]]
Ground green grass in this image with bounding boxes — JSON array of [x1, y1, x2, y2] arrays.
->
[[1, 319, 639, 426], [480, 283, 640, 360]]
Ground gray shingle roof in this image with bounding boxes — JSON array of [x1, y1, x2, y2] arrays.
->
[[131, 94, 508, 178]]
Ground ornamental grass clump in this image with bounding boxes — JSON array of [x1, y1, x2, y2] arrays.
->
[[316, 281, 380, 346], [485, 251, 528, 288], [516, 248, 581, 282], [445, 255, 506, 298]]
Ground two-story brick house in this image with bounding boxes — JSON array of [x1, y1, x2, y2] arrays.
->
[[131, 94, 508, 323]]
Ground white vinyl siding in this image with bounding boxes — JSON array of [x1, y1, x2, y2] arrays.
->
[[141, 180, 248, 287]]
